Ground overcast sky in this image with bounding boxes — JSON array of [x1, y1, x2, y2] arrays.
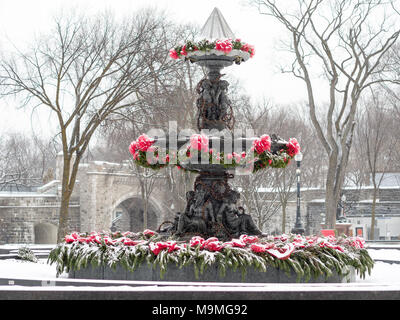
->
[[0, 0, 308, 136]]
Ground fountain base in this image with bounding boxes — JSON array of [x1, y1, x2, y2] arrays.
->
[[68, 263, 355, 283]]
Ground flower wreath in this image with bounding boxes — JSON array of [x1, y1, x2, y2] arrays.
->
[[169, 38, 255, 62], [129, 133, 301, 173]]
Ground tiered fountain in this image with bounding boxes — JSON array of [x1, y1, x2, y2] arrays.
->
[[52, 8, 372, 284], [154, 7, 289, 241]]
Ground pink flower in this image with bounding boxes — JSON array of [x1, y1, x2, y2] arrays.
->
[[240, 43, 255, 57], [180, 45, 187, 56], [143, 229, 156, 237], [286, 138, 300, 157], [215, 39, 233, 54], [190, 236, 205, 247], [129, 141, 137, 155], [149, 241, 179, 255], [232, 152, 241, 163], [250, 243, 267, 253], [265, 243, 295, 260], [253, 134, 271, 154], [224, 238, 247, 248], [122, 238, 146, 246], [190, 133, 209, 152], [103, 236, 116, 245], [241, 43, 249, 52], [169, 49, 179, 59], [201, 237, 224, 252], [149, 242, 162, 255], [136, 134, 155, 152], [64, 235, 75, 243], [239, 234, 259, 244], [345, 237, 365, 249], [249, 45, 255, 58]]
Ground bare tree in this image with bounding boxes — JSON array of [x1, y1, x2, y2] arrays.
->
[[254, 0, 400, 228], [354, 91, 399, 239], [0, 9, 176, 242], [0, 132, 57, 191], [232, 171, 281, 233]]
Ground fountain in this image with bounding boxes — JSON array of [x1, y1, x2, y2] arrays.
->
[[49, 8, 373, 283], [152, 7, 290, 241]]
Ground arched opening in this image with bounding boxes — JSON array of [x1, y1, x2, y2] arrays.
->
[[111, 197, 159, 232], [34, 222, 58, 244]]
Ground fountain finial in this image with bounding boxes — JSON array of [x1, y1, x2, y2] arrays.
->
[[200, 7, 236, 40]]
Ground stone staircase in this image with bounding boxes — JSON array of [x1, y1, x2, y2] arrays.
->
[[0, 244, 55, 260]]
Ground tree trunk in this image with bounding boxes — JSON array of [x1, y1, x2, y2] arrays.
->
[[56, 154, 72, 243], [57, 195, 71, 243], [370, 188, 378, 240], [281, 205, 286, 233], [143, 199, 148, 230]]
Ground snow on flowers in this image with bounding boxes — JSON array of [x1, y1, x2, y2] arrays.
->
[[61, 230, 366, 258], [51, 230, 374, 280], [169, 39, 255, 61], [129, 133, 301, 172]]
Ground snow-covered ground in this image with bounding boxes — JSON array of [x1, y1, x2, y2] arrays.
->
[[0, 247, 399, 283]]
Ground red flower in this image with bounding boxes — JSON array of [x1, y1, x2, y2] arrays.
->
[[215, 39, 233, 54], [136, 134, 155, 152], [190, 133, 209, 152], [253, 134, 271, 154], [232, 152, 241, 163], [123, 238, 145, 246], [241, 43, 250, 52], [169, 49, 179, 59], [71, 232, 79, 240], [149, 242, 162, 255], [240, 43, 255, 57], [265, 243, 295, 260], [250, 243, 267, 253], [103, 236, 116, 245], [286, 138, 300, 157], [249, 45, 255, 58], [239, 234, 259, 244], [65, 235, 75, 243], [345, 237, 365, 249], [143, 229, 156, 237], [180, 45, 187, 56], [149, 241, 179, 255], [225, 238, 246, 248], [201, 237, 224, 252], [190, 236, 205, 247]]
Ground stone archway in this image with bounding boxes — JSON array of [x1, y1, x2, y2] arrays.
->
[[34, 222, 58, 244], [111, 197, 159, 232]]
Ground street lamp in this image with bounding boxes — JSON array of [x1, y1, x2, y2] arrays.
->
[[291, 151, 305, 235], [337, 193, 346, 221]]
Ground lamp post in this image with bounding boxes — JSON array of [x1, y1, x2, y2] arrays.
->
[[337, 193, 346, 222], [291, 152, 305, 235]]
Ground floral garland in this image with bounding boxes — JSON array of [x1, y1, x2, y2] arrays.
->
[[169, 38, 255, 61], [128, 133, 301, 173], [49, 230, 374, 282]]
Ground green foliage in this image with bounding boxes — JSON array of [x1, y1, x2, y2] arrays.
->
[[16, 246, 38, 263], [48, 239, 374, 282]]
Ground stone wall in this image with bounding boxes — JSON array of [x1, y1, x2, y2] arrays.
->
[[0, 194, 80, 244], [77, 161, 173, 233]]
